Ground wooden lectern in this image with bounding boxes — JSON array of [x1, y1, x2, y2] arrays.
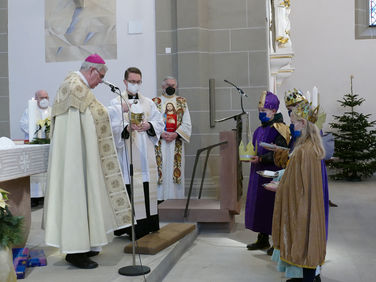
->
[[158, 131, 241, 231]]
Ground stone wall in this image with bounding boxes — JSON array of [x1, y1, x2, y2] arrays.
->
[[0, 0, 9, 137], [155, 0, 269, 197]]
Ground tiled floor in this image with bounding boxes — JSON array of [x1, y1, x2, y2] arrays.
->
[[24, 178, 376, 281]]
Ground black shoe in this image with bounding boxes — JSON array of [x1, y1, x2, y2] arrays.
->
[[266, 247, 274, 256], [329, 200, 338, 207], [84, 251, 100, 257], [286, 279, 303, 282], [114, 227, 148, 240], [246, 233, 270, 250], [314, 274, 321, 282], [31, 198, 39, 207], [65, 253, 98, 269], [114, 228, 127, 236]]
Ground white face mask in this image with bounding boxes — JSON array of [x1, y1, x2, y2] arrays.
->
[[127, 83, 140, 95], [39, 98, 49, 108]]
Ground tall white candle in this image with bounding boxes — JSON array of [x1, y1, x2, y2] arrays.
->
[[306, 91, 311, 103], [312, 86, 318, 107], [28, 98, 37, 142]]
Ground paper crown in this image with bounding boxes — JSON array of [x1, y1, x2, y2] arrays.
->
[[85, 53, 106, 64], [239, 140, 257, 161], [292, 100, 319, 123], [258, 91, 280, 111], [284, 88, 306, 107]]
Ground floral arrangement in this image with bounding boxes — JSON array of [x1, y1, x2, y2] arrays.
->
[[31, 117, 51, 144], [0, 188, 23, 249]]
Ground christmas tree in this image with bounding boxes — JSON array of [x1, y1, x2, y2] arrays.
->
[[329, 76, 376, 181]]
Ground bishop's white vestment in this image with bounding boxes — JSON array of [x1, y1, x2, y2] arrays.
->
[[44, 72, 132, 254]]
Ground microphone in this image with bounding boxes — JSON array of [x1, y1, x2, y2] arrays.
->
[[224, 79, 248, 97], [102, 80, 120, 91]]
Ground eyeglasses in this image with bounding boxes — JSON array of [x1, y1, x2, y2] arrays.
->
[[127, 80, 142, 85], [93, 68, 105, 80]]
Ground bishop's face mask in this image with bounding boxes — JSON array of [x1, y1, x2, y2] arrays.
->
[[165, 86, 176, 95]]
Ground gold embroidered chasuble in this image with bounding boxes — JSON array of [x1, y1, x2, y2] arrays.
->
[[272, 141, 326, 269], [49, 72, 131, 236]]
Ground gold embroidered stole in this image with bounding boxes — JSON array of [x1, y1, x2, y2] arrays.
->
[[51, 72, 132, 228], [152, 96, 186, 184]]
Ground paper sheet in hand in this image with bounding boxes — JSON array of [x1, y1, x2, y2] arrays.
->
[[256, 170, 278, 178], [259, 142, 289, 150]]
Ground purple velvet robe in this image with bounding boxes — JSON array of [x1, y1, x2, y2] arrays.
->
[[245, 125, 282, 235]]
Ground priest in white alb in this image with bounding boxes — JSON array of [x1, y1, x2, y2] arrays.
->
[[152, 76, 191, 201], [44, 54, 132, 269], [108, 67, 164, 239], [19, 90, 52, 206]]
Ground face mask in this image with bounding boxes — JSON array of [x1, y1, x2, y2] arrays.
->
[[39, 98, 49, 108], [289, 123, 295, 136], [290, 123, 301, 138], [127, 83, 139, 95], [259, 112, 270, 123], [292, 130, 302, 138], [165, 86, 175, 95]]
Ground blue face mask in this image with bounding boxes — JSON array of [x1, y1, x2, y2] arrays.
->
[[293, 130, 302, 138], [259, 112, 270, 123], [289, 123, 301, 139], [289, 123, 295, 136]]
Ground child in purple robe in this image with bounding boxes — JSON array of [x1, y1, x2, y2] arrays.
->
[[245, 91, 290, 255]]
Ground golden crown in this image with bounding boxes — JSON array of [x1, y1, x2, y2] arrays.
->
[[284, 88, 306, 107], [293, 100, 319, 123]]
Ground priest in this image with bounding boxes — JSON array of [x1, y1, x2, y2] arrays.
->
[[44, 54, 132, 269], [108, 67, 164, 239], [152, 76, 191, 202], [20, 90, 51, 206]]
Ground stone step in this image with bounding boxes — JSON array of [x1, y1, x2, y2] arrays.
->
[[158, 199, 234, 223]]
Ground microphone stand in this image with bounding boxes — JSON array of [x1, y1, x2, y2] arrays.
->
[[105, 83, 150, 276], [215, 80, 249, 201], [224, 79, 247, 114]]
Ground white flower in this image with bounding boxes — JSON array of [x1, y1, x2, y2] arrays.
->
[[0, 188, 9, 209]]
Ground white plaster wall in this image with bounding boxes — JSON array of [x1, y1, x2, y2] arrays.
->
[[8, 0, 156, 139], [278, 0, 376, 132]]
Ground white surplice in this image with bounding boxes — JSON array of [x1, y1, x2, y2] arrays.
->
[[108, 93, 164, 220]]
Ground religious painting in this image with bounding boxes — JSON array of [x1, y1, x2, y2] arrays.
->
[[163, 102, 178, 132], [45, 0, 117, 62]]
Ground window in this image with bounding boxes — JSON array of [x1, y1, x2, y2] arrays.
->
[[370, 0, 376, 26], [355, 0, 376, 39]]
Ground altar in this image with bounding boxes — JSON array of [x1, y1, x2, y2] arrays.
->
[[0, 144, 49, 246]]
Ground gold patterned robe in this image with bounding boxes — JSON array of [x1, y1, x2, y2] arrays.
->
[[272, 141, 326, 269], [44, 72, 132, 253], [152, 94, 191, 200]]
